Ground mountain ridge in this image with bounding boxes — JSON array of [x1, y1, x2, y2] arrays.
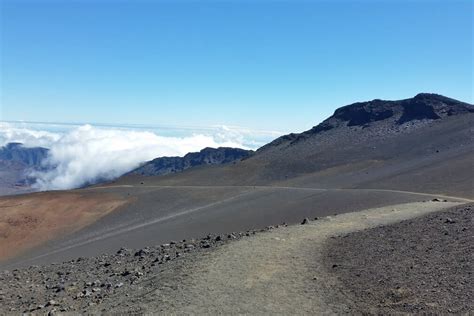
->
[[128, 147, 254, 177]]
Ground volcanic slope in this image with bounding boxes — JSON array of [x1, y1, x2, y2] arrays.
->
[[2, 93, 473, 268]]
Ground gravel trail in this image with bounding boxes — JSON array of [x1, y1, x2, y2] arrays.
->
[[104, 200, 461, 314]]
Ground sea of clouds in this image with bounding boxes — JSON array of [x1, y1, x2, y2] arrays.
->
[[0, 121, 283, 191]]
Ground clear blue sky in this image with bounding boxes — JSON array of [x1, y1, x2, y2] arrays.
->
[[1, 0, 472, 132]]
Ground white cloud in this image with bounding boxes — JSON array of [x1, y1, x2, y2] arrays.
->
[[0, 122, 283, 191], [0, 122, 61, 148]]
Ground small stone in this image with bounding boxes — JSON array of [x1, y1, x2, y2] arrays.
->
[[115, 282, 124, 288], [301, 218, 310, 225], [134, 248, 150, 257], [445, 218, 455, 224], [117, 247, 131, 255], [46, 299, 58, 306]]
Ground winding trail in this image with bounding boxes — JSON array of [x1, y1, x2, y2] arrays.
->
[[90, 184, 474, 203], [123, 200, 462, 314]]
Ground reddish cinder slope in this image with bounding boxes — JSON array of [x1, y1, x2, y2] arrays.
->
[[0, 191, 128, 261]]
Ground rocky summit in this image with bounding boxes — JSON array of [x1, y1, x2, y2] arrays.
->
[[262, 93, 473, 148]]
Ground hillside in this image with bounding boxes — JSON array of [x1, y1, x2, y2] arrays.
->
[[119, 93, 473, 196]]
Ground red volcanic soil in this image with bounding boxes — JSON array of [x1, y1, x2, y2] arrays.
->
[[0, 191, 128, 261]]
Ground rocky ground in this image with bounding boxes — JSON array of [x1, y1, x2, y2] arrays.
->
[[324, 203, 473, 314], [0, 226, 277, 314]]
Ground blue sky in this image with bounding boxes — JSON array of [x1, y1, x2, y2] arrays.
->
[[1, 0, 472, 132]]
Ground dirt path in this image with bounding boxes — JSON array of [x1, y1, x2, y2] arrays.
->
[[124, 201, 461, 314]]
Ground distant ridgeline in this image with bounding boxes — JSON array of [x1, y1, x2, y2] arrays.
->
[[128, 147, 254, 177], [0, 143, 49, 193], [0, 142, 49, 168]]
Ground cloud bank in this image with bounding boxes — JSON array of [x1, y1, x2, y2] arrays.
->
[[0, 122, 282, 190]]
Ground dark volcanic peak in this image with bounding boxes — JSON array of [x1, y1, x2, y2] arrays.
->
[[262, 93, 473, 149], [327, 93, 472, 128], [129, 147, 254, 177]]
